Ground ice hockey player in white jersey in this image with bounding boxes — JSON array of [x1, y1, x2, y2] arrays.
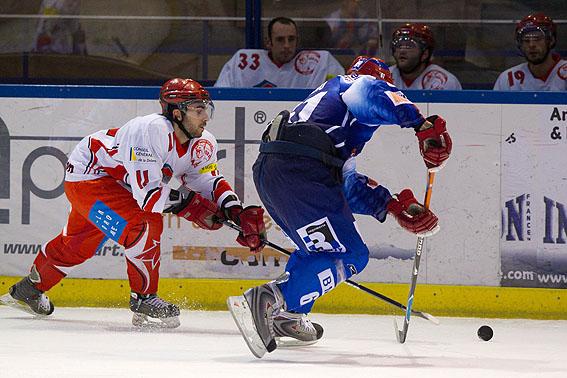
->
[[215, 17, 344, 88], [389, 23, 462, 90], [494, 13, 566, 91], [0, 78, 267, 328]]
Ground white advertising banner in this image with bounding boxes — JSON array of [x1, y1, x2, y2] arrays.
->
[[499, 105, 567, 288], [0, 95, 564, 287]]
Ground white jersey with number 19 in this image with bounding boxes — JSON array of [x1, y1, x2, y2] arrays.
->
[[493, 57, 567, 91]]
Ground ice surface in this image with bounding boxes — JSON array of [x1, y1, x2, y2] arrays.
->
[[1, 306, 566, 377]]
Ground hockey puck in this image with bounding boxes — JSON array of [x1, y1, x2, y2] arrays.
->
[[477, 325, 493, 341]]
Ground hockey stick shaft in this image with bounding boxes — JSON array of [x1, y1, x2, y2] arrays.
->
[[223, 220, 438, 324], [396, 170, 437, 343]]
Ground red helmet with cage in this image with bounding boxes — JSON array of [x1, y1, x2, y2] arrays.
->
[[347, 56, 394, 84], [159, 78, 213, 115], [391, 23, 435, 53], [515, 13, 556, 48]]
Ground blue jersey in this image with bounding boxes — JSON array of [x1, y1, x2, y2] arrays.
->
[[289, 74, 425, 160], [253, 75, 425, 312]]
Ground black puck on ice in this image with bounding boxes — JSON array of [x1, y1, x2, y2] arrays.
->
[[477, 325, 493, 341]]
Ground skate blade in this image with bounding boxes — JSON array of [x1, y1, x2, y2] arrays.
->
[[132, 313, 180, 329], [276, 337, 319, 348], [0, 293, 48, 318], [227, 295, 267, 359]]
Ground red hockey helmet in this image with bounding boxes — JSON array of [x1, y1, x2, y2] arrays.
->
[[391, 23, 435, 52], [347, 56, 394, 84], [159, 78, 213, 116], [515, 13, 556, 48]]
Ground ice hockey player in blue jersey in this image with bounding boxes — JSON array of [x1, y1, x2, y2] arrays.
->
[[227, 56, 453, 358]]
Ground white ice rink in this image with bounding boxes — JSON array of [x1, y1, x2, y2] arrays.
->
[[1, 306, 566, 378]]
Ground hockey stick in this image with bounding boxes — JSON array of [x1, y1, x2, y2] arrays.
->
[[223, 220, 439, 324], [394, 170, 436, 343]]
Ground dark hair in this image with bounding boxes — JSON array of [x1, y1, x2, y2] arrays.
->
[[267, 17, 297, 41]]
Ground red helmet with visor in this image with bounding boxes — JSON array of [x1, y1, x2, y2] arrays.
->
[[159, 78, 214, 119], [515, 13, 556, 49], [391, 23, 435, 53], [347, 56, 394, 84]]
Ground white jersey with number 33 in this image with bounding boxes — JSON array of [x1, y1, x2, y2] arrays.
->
[[493, 58, 567, 91], [215, 49, 345, 88]]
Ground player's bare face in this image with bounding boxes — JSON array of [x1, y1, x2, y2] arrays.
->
[[268, 22, 297, 65], [183, 104, 212, 138], [393, 41, 424, 74], [520, 33, 550, 65]]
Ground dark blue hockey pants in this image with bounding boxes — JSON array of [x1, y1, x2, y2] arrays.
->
[[252, 152, 370, 313]]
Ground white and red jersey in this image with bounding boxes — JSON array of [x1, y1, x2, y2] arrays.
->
[[389, 63, 462, 90], [493, 57, 567, 91], [65, 113, 237, 213], [215, 49, 345, 88]]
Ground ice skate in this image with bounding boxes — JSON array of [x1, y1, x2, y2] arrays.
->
[[227, 295, 268, 358], [0, 276, 54, 317], [274, 311, 324, 347], [227, 283, 283, 358], [129, 292, 180, 329]]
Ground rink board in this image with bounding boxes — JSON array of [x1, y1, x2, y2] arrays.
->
[[0, 87, 566, 295], [1, 276, 565, 320]]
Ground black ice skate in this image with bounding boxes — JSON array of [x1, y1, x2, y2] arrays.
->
[[227, 282, 283, 358], [0, 276, 54, 316], [274, 311, 324, 347], [129, 292, 180, 329]]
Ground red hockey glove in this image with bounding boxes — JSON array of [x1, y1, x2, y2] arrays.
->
[[416, 115, 452, 172], [224, 205, 243, 225], [175, 192, 223, 231], [387, 189, 439, 237], [226, 205, 267, 253]]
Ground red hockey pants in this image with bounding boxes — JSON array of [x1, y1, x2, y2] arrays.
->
[[32, 177, 164, 294]]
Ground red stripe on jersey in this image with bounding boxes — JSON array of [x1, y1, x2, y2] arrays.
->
[[174, 133, 189, 157], [86, 137, 103, 174], [103, 165, 127, 181], [108, 146, 119, 157], [161, 165, 173, 179], [86, 137, 122, 175], [168, 133, 173, 152], [213, 179, 233, 202], [106, 128, 119, 137], [143, 188, 162, 212], [136, 170, 149, 189]]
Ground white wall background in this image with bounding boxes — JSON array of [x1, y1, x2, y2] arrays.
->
[[1, 97, 565, 287]]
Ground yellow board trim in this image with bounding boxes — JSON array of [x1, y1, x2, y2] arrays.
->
[[1, 276, 565, 319]]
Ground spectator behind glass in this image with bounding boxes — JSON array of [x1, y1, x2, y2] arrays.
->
[[494, 13, 566, 91], [325, 0, 377, 53], [389, 23, 462, 90], [33, 0, 87, 55], [359, 36, 379, 57], [215, 17, 344, 88]]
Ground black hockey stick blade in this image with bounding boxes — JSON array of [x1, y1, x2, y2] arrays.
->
[[341, 278, 438, 324]]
